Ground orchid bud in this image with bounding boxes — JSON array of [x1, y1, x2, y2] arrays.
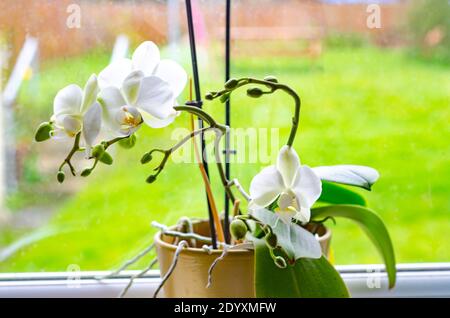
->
[[57, 171, 65, 183], [247, 87, 263, 98], [230, 219, 248, 240], [264, 75, 278, 83], [205, 92, 214, 100], [119, 134, 137, 149], [99, 152, 113, 165], [92, 144, 105, 158], [219, 92, 231, 103], [141, 152, 153, 164], [81, 169, 92, 177], [146, 175, 157, 184], [224, 78, 238, 89], [35, 122, 52, 142], [274, 256, 287, 269]]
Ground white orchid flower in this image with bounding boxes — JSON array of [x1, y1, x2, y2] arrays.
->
[[51, 74, 102, 155], [249, 145, 322, 224], [97, 41, 187, 133]]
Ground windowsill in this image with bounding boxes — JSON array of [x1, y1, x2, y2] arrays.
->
[[0, 263, 449, 298]]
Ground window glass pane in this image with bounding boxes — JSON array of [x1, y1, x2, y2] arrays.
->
[[0, 0, 448, 272]]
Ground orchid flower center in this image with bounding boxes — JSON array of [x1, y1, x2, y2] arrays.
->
[[278, 190, 296, 210], [117, 106, 142, 129], [62, 115, 83, 137]]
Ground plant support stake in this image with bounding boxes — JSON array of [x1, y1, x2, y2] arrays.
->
[[223, 0, 232, 244], [185, 0, 217, 248]]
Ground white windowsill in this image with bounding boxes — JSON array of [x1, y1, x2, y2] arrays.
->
[[0, 263, 449, 298]]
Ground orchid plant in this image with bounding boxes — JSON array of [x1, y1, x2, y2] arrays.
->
[[35, 41, 396, 298]]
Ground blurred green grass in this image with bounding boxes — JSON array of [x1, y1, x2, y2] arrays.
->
[[1, 44, 449, 272]]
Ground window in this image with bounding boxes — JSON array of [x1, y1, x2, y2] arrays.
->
[[0, 0, 448, 297]]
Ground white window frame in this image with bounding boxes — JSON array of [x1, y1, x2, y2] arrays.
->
[[0, 263, 449, 298]]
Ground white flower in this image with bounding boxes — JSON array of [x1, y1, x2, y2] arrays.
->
[[249, 146, 322, 224], [97, 41, 187, 133], [51, 74, 102, 155]]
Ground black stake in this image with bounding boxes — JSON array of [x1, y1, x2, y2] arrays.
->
[[184, 0, 217, 249], [223, 0, 232, 244]]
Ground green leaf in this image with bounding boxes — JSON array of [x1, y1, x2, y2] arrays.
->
[[311, 205, 396, 289], [312, 165, 379, 190], [252, 237, 350, 298], [253, 208, 322, 261], [319, 181, 367, 206]]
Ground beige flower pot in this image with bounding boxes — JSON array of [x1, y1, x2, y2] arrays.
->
[[155, 220, 331, 298]]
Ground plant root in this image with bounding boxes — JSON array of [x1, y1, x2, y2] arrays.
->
[[153, 240, 188, 298], [118, 258, 158, 298], [96, 243, 155, 280]]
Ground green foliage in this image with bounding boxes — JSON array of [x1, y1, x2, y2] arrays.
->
[[253, 237, 349, 298], [324, 33, 368, 49], [319, 182, 366, 206], [408, 0, 450, 63], [312, 205, 396, 288], [22, 154, 43, 184]]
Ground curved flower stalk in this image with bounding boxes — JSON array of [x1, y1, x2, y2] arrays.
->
[[50, 74, 102, 156], [98, 41, 187, 133]]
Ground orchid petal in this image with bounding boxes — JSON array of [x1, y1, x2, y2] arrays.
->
[[81, 74, 99, 113], [53, 84, 83, 118], [140, 108, 177, 128], [131, 41, 160, 76], [275, 207, 297, 225], [292, 165, 322, 209], [153, 59, 187, 97], [277, 145, 300, 188], [50, 127, 71, 140], [135, 76, 175, 120], [98, 86, 127, 110], [62, 115, 82, 137], [98, 87, 127, 133], [249, 166, 284, 208], [289, 222, 322, 259], [82, 102, 102, 151], [312, 165, 380, 190], [98, 58, 132, 89], [294, 206, 311, 224], [122, 70, 144, 106]]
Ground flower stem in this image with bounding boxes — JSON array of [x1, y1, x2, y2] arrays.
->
[[209, 77, 301, 147], [59, 132, 81, 176]]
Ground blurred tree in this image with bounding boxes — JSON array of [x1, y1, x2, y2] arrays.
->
[[408, 0, 450, 62]]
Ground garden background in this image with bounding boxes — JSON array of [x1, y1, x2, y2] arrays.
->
[[0, 0, 448, 272]]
